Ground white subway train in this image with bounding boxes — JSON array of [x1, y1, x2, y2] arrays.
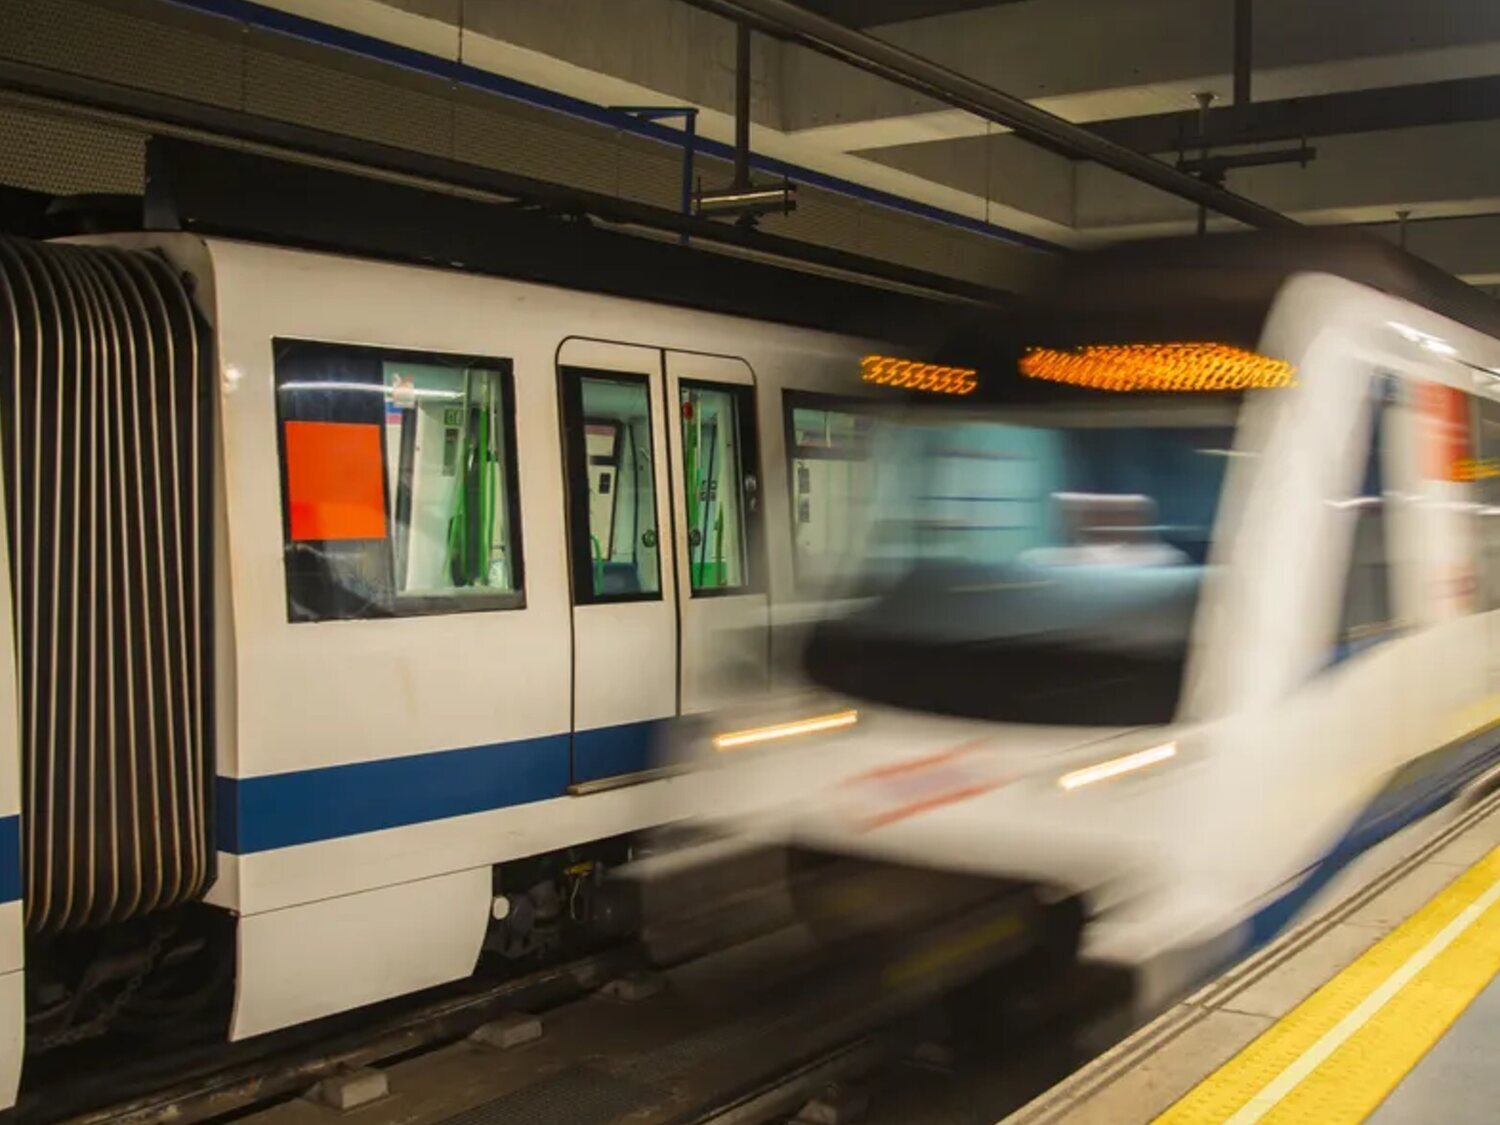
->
[[0, 156, 980, 1103], [660, 231, 1500, 1011]]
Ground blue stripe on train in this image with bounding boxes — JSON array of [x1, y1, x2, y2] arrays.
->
[[573, 720, 662, 784], [217, 720, 665, 854], [205, 707, 1500, 892], [0, 816, 18, 904], [1246, 719, 1500, 950]]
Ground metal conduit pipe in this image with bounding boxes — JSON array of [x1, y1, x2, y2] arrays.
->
[[687, 0, 1299, 231], [1234, 0, 1254, 115], [734, 22, 753, 188]]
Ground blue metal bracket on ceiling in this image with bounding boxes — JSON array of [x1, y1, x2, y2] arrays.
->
[[160, 0, 1060, 254], [613, 105, 698, 243]]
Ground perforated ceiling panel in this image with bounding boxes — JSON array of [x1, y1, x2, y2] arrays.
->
[[0, 0, 1032, 295]]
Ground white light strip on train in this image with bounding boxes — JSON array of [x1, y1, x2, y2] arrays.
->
[[713, 710, 859, 751], [1057, 742, 1177, 791], [278, 381, 465, 400]]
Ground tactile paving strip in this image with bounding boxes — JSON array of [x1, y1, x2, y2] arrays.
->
[[1155, 845, 1500, 1124]]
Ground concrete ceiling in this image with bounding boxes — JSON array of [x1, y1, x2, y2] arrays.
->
[[793, 0, 1018, 30], [262, 0, 1500, 282]]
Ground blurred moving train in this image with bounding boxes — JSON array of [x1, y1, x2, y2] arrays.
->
[[0, 141, 980, 1102], [663, 230, 1500, 1011]]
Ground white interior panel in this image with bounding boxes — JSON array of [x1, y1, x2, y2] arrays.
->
[[231, 867, 488, 1039]]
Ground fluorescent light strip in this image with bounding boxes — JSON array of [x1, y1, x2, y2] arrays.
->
[[713, 710, 859, 751], [278, 381, 465, 400], [1058, 742, 1177, 791]]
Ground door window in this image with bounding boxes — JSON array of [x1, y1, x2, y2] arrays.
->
[[1472, 395, 1500, 611], [1335, 376, 1395, 660], [679, 382, 758, 594], [561, 369, 662, 603], [274, 339, 523, 622], [784, 393, 877, 589]]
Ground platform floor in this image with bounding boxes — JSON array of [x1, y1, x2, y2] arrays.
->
[[1005, 790, 1500, 1125], [1368, 972, 1500, 1125]]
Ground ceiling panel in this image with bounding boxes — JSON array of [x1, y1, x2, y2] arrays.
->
[[792, 0, 1029, 30]]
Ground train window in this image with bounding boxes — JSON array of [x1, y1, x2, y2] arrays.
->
[[1473, 397, 1500, 611], [784, 393, 877, 591], [680, 382, 759, 595], [560, 370, 662, 604], [273, 339, 524, 623], [1335, 380, 1394, 659]]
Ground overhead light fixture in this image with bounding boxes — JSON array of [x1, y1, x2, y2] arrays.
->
[[278, 381, 464, 400], [1057, 742, 1177, 791], [713, 709, 859, 751], [861, 355, 977, 396], [1020, 343, 1294, 393], [695, 181, 797, 219]]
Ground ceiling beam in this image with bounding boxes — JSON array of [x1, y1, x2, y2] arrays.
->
[[684, 0, 1297, 230], [793, 0, 1020, 29], [1358, 210, 1500, 282], [1089, 74, 1500, 155], [0, 57, 1017, 306]]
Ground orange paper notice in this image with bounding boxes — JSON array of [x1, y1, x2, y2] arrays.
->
[[284, 420, 388, 541]]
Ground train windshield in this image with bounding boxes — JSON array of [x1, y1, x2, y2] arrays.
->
[[805, 406, 1242, 726]]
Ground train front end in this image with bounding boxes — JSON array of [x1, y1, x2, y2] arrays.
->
[[665, 391, 1258, 992], [643, 239, 1319, 1009]]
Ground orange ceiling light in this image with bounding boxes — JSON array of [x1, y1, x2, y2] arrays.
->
[[1019, 343, 1295, 393], [861, 355, 978, 396]]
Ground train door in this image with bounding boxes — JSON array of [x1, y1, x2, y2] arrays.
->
[[665, 353, 770, 713], [557, 340, 678, 786]]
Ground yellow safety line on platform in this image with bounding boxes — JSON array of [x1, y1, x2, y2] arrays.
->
[[1154, 844, 1500, 1124]]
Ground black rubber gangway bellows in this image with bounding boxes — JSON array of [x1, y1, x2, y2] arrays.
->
[[0, 236, 214, 934]]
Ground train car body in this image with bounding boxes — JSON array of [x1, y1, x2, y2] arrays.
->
[[0, 184, 954, 1103], [192, 235, 888, 1038], [663, 231, 1500, 1011]]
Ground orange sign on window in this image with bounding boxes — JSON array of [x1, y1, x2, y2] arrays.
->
[[1419, 382, 1472, 482], [283, 420, 388, 542]]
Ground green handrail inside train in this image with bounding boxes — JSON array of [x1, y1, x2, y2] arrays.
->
[[683, 392, 729, 589], [447, 369, 499, 587]]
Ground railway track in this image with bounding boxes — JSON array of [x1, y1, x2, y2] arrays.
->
[[41, 853, 1132, 1125], [103, 900, 1115, 1125], [37, 947, 642, 1125]]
